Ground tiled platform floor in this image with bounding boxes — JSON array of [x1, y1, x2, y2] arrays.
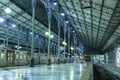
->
[[0, 63, 87, 80]]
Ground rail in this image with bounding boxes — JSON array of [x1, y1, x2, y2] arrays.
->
[[94, 63, 120, 80]]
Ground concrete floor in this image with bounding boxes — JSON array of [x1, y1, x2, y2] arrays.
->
[[0, 63, 87, 80]]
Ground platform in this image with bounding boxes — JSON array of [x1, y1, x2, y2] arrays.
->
[[0, 63, 88, 80]]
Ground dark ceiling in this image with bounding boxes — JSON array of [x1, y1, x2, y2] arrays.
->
[[10, 0, 63, 36]]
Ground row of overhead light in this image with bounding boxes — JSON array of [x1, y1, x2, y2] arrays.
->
[[0, 7, 17, 28], [53, 1, 76, 34], [53, 1, 77, 47], [45, 32, 54, 38], [15, 45, 22, 49], [0, 7, 40, 38]]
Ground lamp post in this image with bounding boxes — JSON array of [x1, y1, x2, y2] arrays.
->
[[30, 0, 36, 67]]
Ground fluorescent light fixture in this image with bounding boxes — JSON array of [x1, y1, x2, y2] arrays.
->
[[50, 35, 54, 38], [53, 2, 57, 6], [5, 8, 11, 14], [61, 13, 65, 16], [12, 24, 16, 28], [45, 32, 49, 35], [0, 17, 5, 23]]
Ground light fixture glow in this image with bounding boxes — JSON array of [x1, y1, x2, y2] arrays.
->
[[0, 17, 5, 23], [30, 32, 32, 34], [71, 47, 74, 50], [15, 46, 22, 49], [5, 8, 11, 14], [45, 32, 49, 35], [50, 35, 54, 38], [66, 21, 69, 23], [12, 24, 16, 28], [65, 43, 67, 45], [62, 41, 67, 45], [19, 46, 22, 49], [53, 2, 57, 6], [15, 45, 17, 48], [62, 41, 65, 45], [36, 35, 39, 37], [61, 13, 65, 16], [73, 30, 75, 33]]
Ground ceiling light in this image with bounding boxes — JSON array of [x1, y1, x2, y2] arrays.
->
[[50, 35, 54, 38], [61, 13, 65, 16], [15, 46, 17, 48], [65, 43, 67, 45], [36, 35, 39, 37], [0, 17, 5, 23], [30, 32, 32, 34], [19, 46, 22, 49], [62, 42, 67, 45], [45, 32, 49, 35], [66, 21, 69, 23], [53, 2, 57, 6], [71, 47, 74, 50], [12, 24, 16, 28], [62, 41, 65, 45], [5, 8, 11, 14]]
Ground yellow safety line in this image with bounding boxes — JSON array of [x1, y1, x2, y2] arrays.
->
[[80, 63, 92, 80]]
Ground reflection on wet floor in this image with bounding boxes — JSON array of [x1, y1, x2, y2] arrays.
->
[[0, 63, 87, 80], [116, 63, 120, 68]]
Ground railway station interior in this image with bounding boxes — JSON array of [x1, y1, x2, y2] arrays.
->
[[0, 0, 120, 80]]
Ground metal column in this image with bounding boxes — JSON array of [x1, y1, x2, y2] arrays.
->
[[17, 27, 20, 51], [64, 21, 66, 63], [57, 4, 61, 64], [26, 29, 29, 51], [57, 27, 60, 64], [68, 27, 70, 63], [47, 0, 52, 65], [38, 36, 40, 64], [74, 34, 76, 55], [30, 0, 36, 67], [6, 21, 9, 47]]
